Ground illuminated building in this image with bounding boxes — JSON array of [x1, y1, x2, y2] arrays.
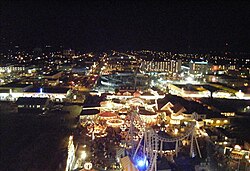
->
[[102, 55, 139, 73], [189, 60, 208, 75], [0, 64, 26, 73], [167, 83, 210, 98], [141, 60, 182, 74], [0, 86, 71, 102], [205, 74, 250, 88]]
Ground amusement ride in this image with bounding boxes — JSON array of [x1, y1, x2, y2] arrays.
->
[[81, 92, 202, 171]]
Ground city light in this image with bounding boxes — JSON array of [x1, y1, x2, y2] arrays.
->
[[1, 3, 250, 170]]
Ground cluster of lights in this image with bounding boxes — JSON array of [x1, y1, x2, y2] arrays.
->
[[86, 123, 108, 138], [106, 119, 124, 127]]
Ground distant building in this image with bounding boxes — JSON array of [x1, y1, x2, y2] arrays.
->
[[100, 72, 149, 90], [205, 74, 249, 88], [0, 86, 71, 102], [141, 60, 182, 74], [157, 94, 230, 127], [16, 97, 50, 112], [26, 87, 72, 102], [167, 84, 210, 98], [0, 64, 26, 73], [103, 55, 139, 73], [189, 60, 208, 75]]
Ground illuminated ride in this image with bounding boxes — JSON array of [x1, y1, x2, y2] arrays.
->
[[122, 103, 201, 171], [106, 118, 124, 127], [98, 111, 117, 119], [81, 94, 201, 171]]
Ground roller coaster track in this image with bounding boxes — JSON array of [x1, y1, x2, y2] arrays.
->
[[157, 113, 198, 142], [131, 112, 199, 171], [146, 112, 199, 171]]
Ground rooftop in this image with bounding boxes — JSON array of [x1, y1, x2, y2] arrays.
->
[[16, 97, 49, 105], [81, 109, 100, 115], [138, 107, 156, 116], [0, 83, 32, 88], [174, 84, 218, 92], [200, 98, 250, 113], [27, 87, 70, 94], [158, 94, 224, 118]]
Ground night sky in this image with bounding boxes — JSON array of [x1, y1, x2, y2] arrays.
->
[[1, 1, 250, 52]]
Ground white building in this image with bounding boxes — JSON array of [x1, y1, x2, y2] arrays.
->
[[141, 60, 182, 74]]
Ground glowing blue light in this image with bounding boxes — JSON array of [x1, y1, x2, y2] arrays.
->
[[136, 156, 148, 170], [137, 159, 145, 167], [40, 88, 43, 93]]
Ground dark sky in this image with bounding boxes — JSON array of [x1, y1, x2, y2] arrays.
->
[[1, 0, 250, 52]]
